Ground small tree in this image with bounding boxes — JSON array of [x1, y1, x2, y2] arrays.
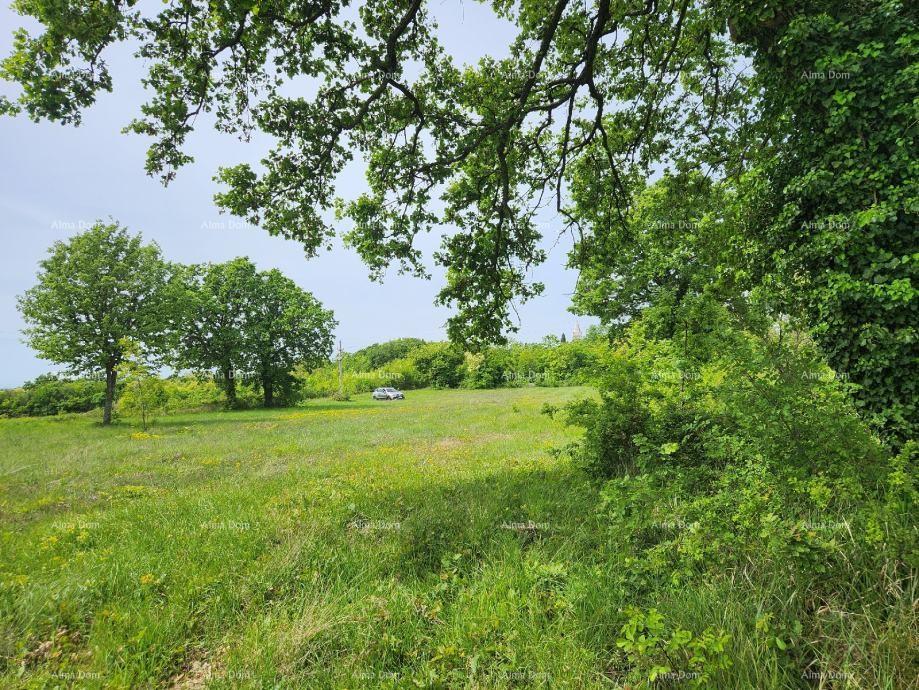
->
[[116, 339, 166, 430], [18, 222, 172, 424]]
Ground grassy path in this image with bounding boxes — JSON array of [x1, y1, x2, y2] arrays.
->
[[0, 387, 625, 688]]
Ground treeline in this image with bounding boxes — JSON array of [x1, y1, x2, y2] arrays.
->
[[10, 221, 609, 420], [0, 374, 229, 419], [297, 331, 609, 398], [2, 333, 610, 418], [0, 375, 106, 418], [16, 222, 336, 423]]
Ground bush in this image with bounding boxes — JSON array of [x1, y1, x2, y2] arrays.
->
[[560, 303, 917, 686], [0, 375, 106, 417], [411, 342, 465, 389], [159, 375, 226, 411]]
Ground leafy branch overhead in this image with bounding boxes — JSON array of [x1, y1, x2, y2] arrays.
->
[[0, 0, 754, 344], [4, 0, 914, 440]]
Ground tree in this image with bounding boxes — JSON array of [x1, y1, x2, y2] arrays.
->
[[17, 222, 172, 424], [0, 0, 753, 346], [571, 171, 754, 338], [247, 270, 336, 407], [350, 338, 427, 371], [175, 258, 261, 408], [3, 1, 913, 437], [731, 2, 917, 442], [116, 339, 167, 430]]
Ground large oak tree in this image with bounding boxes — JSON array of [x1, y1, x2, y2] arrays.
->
[[18, 222, 173, 424], [174, 257, 261, 407], [247, 268, 337, 407], [175, 257, 336, 407]]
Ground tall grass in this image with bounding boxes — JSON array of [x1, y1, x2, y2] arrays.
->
[[1, 388, 913, 688]]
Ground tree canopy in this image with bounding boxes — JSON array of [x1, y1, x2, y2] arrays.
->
[[0, 0, 755, 342], [246, 267, 337, 406], [174, 257, 336, 407], [175, 258, 261, 407], [3, 0, 915, 439], [17, 221, 173, 423]]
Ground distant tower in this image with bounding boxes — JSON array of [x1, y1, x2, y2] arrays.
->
[[572, 322, 583, 341]]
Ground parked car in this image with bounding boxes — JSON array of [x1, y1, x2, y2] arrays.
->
[[372, 387, 405, 400]]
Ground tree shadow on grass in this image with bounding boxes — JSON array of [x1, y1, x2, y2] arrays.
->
[[144, 401, 382, 429], [329, 462, 604, 580]]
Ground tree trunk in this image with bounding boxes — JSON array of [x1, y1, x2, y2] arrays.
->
[[103, 366, 117, 425], [263, 376, 273, 408], [223, 366, 237, 408]]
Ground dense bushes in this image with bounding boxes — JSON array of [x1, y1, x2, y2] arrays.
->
[[0, 374, 249, 419], [411, 342, 466, 389], [295, 335, 610, 399], [552, 302, 917, 686], [0, 375, 106, 417]]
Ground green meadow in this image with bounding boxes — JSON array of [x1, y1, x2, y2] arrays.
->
[[1, 387, 620, 688], [4, 386, 913, 689]]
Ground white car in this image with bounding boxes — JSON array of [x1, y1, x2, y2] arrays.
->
[[372, 387, 405, 400]]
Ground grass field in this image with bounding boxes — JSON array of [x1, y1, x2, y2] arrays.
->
[[0, 387, 628, 688]]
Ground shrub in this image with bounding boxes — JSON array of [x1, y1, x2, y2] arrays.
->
[[616, 607, 732, 687], [0, 375, 106, 417], [562, 302, 916, 685], [159, 375, 225, 411], [411, 342, 465, 388]]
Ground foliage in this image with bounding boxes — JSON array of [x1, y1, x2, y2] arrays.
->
[[6, 335, 607, 413], [0, 375, 105, 418], [410, 342, 466, 389], [116, 340, 167, 430], [349, 338, 428, 371], [571, 171, 753, 339], [558, 303, 917, 686], [16, 222, 174, 424], [173, 258, 261, 408], [245, 269, 337, 407], [174, 258, 336, 408], [0, 374, 259, 419], [732, 0, 918, 443], [295, 363, 415, 400], [157, 376, 229, 412], [298, 336, 611, 398], [616, 607, 731, 687], [0, 0, 755, 346]]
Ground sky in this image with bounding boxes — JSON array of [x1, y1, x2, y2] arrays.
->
[[0, 2, 595, 388]]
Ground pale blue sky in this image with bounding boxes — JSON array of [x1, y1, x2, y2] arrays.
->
[[0, 2, 594, 387]]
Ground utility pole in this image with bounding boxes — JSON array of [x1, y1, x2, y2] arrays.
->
[[337, 340, 344, 397]]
